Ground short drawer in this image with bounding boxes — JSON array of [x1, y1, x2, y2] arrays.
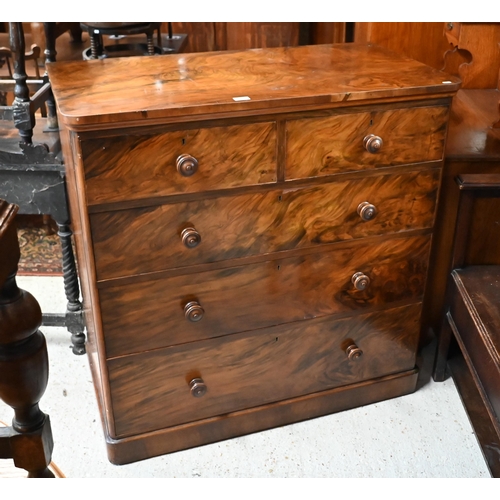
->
[[99, 234, 431, 358], [91, 169, 439, 281], [107, 302, 421, 438], [286, 105, 449, 179], [80, 121, 277, 205]]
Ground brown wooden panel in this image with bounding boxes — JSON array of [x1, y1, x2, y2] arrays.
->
[[286, 105, 449, 179], [354, 22, 450, 72], [309, 23, 347, 44], [81, 122, 277, 205], [445, 90, 500, 160], [90, 169, 439, 281], [225, 23, 300, 50], [168, 22, 217, 52], [107, 302, 421, 437], [100, 235, 431, 358], [442, 23, 500, 90]]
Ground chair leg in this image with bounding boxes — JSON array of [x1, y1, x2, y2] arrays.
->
[[433, 312, 453, 382], [68, 23, 83, 44], [89, 32, 102, 59], [147, 33, 155, 55], [56, 221, 86, 355], [10, 22, 35, 145], [42, 23, 59, 131]]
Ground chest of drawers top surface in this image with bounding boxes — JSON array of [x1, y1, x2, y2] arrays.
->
[[47, 43, 460, 128]]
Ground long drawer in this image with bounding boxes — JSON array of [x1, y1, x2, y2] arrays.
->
[[80, 121, 277, 205], [286, 105, 448, 179], [100, 234, 431, 358], [91, 169, 439, 281], [107, 302, 421, 438]]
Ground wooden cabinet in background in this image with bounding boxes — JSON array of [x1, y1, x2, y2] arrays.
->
[[167, 22, 302, 52], [442, 22, 500, 89], [354, 22, 450, 71], [166, 22, 349, 52]]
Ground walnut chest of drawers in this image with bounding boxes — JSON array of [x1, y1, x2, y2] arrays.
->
[[48, 43, 460, 465]]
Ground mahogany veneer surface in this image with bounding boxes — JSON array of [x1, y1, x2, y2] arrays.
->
[[48, 43, 459, 127], [48, 43, 458, 464]]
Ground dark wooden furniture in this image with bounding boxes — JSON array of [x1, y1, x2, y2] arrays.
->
[[79, 22, 164, 59], [48, 43, 459, 465], [164, 23, 349, 53], [0, 22, 86, 355], [433, 175, 500, 477], [420, 23, 500, 345], [0, 199, 54, 478]]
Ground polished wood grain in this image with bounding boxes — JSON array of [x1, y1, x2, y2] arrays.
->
[[51, 43, 457, 464], [47, 44, 460, 128], [445, 89, 500, 160], [107, 302, 421, 437], [286, 105, 448, 179], [99, 235, 431, 358], [81, 122, 277, 205], [90, 170, 439, 281]]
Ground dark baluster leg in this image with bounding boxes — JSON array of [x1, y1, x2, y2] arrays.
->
[[0, 200, 54, 478], [42, 23, 58, 131], [68, 23, 83, 44], [89, 30, 100, 59], [9, 22, 34, 145], [56, 221, 86, 355]]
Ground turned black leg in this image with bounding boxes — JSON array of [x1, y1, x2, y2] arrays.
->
[[56, 221, 86, 355], [42, 22, 58, 131], [0, 199, 54, 478], [10, 22, 35, 145]]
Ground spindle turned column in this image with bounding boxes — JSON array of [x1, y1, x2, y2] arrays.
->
[[0, 199, 54, 478]]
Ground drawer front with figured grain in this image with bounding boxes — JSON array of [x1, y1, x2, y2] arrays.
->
[[107, 302, 421, 437], [286, 105, 449, 180], [100, 234, 431, 358], [80, 121, 277, 205], [91, 169, 439, 281]]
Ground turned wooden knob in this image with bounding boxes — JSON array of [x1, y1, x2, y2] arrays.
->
[[184, 301, 204, 322], [345, 342, 363, 360], [351, 271, 370, 291], [189, 377, 207, 397], [181, 227, 201, 248], [357, 201, 378, 221], [363, 134, 383, 154], [176, 154, 199, 177]]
